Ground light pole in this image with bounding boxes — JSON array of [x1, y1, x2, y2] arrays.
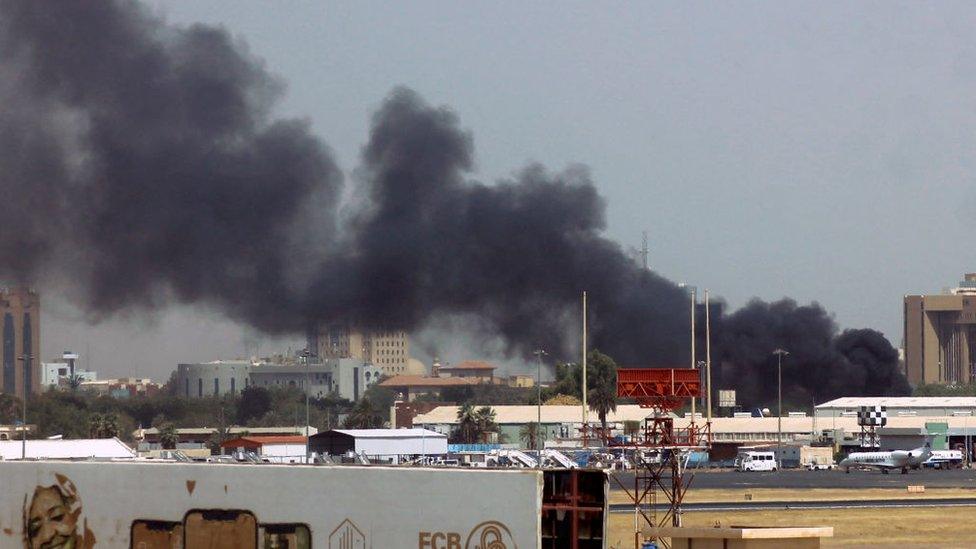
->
[[17, 354, 32, 460], [772, 349, 789, 469], [300, 349, 313, 464], [534, 349, 547, 463]]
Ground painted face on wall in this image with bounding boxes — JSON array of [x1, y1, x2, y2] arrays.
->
[[23, 475, 92, 549]]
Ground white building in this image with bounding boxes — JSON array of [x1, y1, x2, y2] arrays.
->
[[309, 429, 447, 463], [0, 437, 136, 460], [220, 435, 309, 464], [815, 397, 976, 419]]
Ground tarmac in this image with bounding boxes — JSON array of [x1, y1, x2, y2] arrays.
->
[[611, 467, 976, 489]]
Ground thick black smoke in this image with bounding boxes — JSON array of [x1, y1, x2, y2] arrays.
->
[[714, 300, 910, 406], [0, 1, 908, 400]]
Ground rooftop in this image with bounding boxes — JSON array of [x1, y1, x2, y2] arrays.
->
[[440, 360, 496, 371], [220, 435, 308, 447], [380, 375, 478, 388], [816, 397, 976, 408], [0, 438, 136, 460], [317, 428, 446, 439]]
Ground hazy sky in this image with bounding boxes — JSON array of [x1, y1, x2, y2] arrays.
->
[[44, 1, 976, 378]]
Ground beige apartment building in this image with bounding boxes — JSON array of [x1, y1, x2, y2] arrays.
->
[[904, 274, 976, 386], [311, 323, 411, 376], [0, 287, 41, 399]]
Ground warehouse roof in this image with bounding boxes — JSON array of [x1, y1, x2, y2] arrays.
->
[[134, 426, 317, 439], [323, 428, 446, 439], [0, 438, 136, 460], [816, 397, 976, 408], [220, 435, 308, 448]]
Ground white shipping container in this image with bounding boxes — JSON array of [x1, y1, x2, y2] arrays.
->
[[0, 460, 607, 548]]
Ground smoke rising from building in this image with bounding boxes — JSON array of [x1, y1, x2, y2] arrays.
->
[[0, 1, 908, 400]]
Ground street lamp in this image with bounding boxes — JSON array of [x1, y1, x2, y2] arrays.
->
[[772, 349, 789, 470], [299, 349, 314, 464], [17, 354, 33, 460], [533, 349, 547, 464]]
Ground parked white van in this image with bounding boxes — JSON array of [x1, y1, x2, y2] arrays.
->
[[736, 451, 777, 472]]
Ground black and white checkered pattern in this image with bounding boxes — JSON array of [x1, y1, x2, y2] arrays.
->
[[857, 405, 887, 427]]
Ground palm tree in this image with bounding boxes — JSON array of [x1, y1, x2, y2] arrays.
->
[[455, 404, 479, 444], [66, 374, 84, 392], [475, 406, 497, 443], [587, 349, 618, 437], [344, 398, 381, 429], [158, 423, 179, 450], [88, 412, 120, 438], [519, 422, 542, 450]]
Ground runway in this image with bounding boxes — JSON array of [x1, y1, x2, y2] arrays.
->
[[610, 467, 976, 489], [608, 497, 976, 513]]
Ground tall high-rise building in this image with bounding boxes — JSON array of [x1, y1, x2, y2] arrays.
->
[[0, 287, 40, 399], [310, 323, 410, 376], [905, 274, 976, 386]]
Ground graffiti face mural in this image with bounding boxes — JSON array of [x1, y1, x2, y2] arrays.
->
[[24, 474, 95, 549]]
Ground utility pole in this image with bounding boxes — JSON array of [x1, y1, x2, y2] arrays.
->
[[773, 349, 790, 470], [300, 349, 313, 464], [690, 288, 696, 423], [582, 291, 588, 447], [17, 354, 32, 460], [534, 349, 547, 463], [705, 289, 712, 425]]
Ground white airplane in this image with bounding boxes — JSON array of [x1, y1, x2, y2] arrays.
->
[[839, 438, 933, 474]]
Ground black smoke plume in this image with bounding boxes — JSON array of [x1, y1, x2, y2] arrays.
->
[[0, 0, 908, 401]]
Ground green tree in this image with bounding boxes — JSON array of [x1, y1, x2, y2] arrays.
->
[[475, 406, 498, 443], [587, 349, 618, 435], [237, 386, 272, 424], [519, 422, 543, 450], [158, 422, 179, 449], [455, 404, 479, 443], [88, 411, 120, 438], [343, 398, 384, 429]]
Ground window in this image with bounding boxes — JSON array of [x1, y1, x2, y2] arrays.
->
[[198, 378, 203, 398], [231, 378, 236, 394], [130, 520, 182, 549], [214, 378, 220, 395], [184, 510, 256, 549]]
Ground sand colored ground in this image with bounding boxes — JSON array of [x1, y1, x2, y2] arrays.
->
[[609, 486, 976, 504], [607, 506, 976, 548]]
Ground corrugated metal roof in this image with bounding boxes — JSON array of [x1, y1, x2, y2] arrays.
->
[[440, 361, 496, 371], [816, 397, 976, 408], [327, 429, 446, 439], [220, 435, 308, 447], [0, 438, 136, 460]]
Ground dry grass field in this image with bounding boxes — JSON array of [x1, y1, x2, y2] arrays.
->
[[607, 506, 976, 548]]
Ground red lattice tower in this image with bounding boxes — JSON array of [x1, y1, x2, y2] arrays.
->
[[613, 368, 712, 549]]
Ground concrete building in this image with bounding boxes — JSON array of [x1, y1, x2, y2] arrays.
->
[[40, 362, 97, 389], [0, 287, 40, 399], [79, 377, 161, 398], [380, 375, 478, 401], [433, 359, 496, 382], [250, 358, 380, 401], [905, 273, 976, 385], [310, 323, 411, 376], [177, 360, 253, 399]]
